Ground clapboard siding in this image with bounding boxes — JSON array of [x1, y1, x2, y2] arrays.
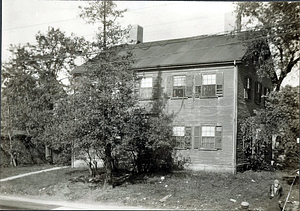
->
[[138, 65, 236, 172]]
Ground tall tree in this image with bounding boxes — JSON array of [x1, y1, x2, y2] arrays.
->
[[79, 1, 129, 48], [236, 2, 300, 91], [1, 27, 87, 164], [67, 1, 135, 186]]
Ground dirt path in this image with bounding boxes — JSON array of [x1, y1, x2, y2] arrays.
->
[[0, 166, 69, 182]]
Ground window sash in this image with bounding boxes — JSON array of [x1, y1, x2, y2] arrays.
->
[[202, 137, 215, 149], [141, 77, 153, 88], [173, 76, 186, 86], [202, 85, 216, 97], [202, 74, 216, 85], [202, 126, 215, 137], [173, 87, 185, 97], [173, 126, 185, 136]]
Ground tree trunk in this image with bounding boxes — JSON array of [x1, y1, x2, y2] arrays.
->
[[103, 143, 113, 189], [45, 145, 53, 164], [7, 130, 17, 167]]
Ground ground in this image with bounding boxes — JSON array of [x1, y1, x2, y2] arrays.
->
[[0, 165, 299, 210]]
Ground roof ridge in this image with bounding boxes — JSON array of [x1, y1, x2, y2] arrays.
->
[[135, 32, 235, 46]]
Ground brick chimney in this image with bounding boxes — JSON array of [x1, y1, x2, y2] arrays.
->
[[128, 25, 143, 44]]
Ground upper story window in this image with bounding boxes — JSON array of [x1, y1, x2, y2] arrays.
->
[[244, 77, 252, 101], [139, 77, 153, 99], [254, 81, 262, 104], [141, 77, 153, 88], [165, 72, 224, 99], [202, 74, 216, 97], [173, 76, 186, 97]]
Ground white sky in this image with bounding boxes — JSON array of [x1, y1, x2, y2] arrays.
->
[[2, 0, 237, 61], [2, 0, 298, 86]]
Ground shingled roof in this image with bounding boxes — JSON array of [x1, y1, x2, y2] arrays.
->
[[72, 33, 247, 74], [130, 33, 246, 70]]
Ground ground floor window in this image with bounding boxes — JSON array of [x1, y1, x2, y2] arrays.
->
[[173, 126, 191, 148], [194, 125, 222, 150], [202, 126, 215, 149]]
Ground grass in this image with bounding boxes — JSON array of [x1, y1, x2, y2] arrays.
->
[[0, 166, 299, 210], [0, 164, 60, 179]]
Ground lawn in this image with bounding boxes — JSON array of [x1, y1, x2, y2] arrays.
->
[[0, 166, 299, 210], [0, 164, 60, 179]]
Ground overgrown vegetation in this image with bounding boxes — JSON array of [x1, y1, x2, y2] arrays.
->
[[1, 28, 87, 166], [236, 2, 300, 91], [1, 1, 175, 184], [241, 86, 299, 170], [1, 167, 298, 210]]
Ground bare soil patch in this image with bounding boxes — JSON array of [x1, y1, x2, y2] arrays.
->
[[0, 166, 298, 210]]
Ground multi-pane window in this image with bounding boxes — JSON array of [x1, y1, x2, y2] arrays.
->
[[201, 126, 215, 149], [254, 82, 262, 104], [167, 72, 223, 99], [140, 77, 153, 99], [173, 126, 185, 136], [202, 74, 216, 97], [244, 77, 252, 101], [173, 76, 186, 97], [141, 77, 153, 88], [173, 126, 191, 148]]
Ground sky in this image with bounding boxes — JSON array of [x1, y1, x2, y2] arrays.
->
[[2, 0, 299, 86]]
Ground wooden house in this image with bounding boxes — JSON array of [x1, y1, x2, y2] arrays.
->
[[127, 30, 273, 174], [72, 28, 274, 173]]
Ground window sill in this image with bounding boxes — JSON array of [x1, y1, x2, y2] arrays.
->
[[138, 98, 152, 101], [174, 147, 189, 150], [170, 97, 188, 100], [200, 96, 219, 99], [198, 148, 218, 151]]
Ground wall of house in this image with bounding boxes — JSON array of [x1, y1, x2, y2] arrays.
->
[[138, 65, 236, 173], [236, 63, 274, 170]]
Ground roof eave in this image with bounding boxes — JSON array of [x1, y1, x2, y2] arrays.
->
[[132, 60, 243, 71]]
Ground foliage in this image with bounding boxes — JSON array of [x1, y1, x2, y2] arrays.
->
[[1, 27, 87, 165], [241, 86, 299, 170], [120, 71, 175, 174], [79, 1, 129, 48], [236, 2, 300, 90]]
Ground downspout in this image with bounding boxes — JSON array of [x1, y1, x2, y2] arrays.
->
[[233, 60, 238, 174]]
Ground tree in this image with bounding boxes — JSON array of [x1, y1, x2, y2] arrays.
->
[[122, 72, 175, 174], [236, 2, 300, 91], [1, 27, 87, 165], [79, 1, 129, 48], [70, 1, 136, 187], [241, 85, 299, 170]]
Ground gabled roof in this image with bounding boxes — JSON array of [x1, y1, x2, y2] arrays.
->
[[130, 33, 246, 70], [72, 33, 247, 74]]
